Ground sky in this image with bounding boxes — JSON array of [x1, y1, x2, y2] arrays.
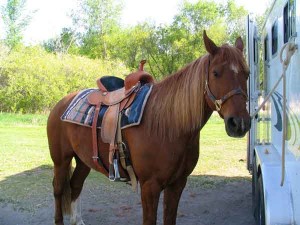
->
[[0, 0, 270, 44]]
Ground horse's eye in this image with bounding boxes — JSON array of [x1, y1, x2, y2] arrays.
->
[[213, 70, 219, 77]]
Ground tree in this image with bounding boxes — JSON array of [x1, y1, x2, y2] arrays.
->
[[142, 0, 223, 77], [107, 23, 152, 70], [72, 0, 124, 59], [1, 0, 33, 49], [141, 0, 248, 77], [43, 28, 79, 55], [57, 0, 248, 79], [221, 0, 248, 43]]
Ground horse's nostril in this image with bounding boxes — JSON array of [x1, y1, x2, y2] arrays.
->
[[225, 116, 250, 137], [228, 117, 238, 129]]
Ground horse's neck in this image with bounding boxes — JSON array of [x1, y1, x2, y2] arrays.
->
[[200, 102, 213, 130], [145, 64, 212, 140]]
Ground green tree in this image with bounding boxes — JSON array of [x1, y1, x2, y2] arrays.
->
[[0, 0, 33, 49], [43, 28, 79, 55], [55, 0, 248, 79], [142, 24, 191, 78], [141, 0, 248, 77], [72, 0, 123, 59], [221, 0, 248, 43], [107, 23, 152, 70], [142, 0, 222, 77]]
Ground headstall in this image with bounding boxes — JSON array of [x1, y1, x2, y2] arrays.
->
[[204, 56, 248, 111]]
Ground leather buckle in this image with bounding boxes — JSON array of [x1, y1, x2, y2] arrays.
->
[[215, 100, 222, 111]]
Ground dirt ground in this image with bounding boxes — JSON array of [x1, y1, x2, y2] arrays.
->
[[0, 179, 255, 225]]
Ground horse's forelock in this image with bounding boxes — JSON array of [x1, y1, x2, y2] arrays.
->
[[218, 44, 249, 77]]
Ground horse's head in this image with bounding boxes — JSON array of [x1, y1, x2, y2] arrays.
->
[[203, 31, 251, 137]]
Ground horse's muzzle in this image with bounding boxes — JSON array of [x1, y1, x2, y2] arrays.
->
[[225, 116, 251, 138]]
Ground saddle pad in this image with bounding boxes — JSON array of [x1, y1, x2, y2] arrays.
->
[[61, 84, 153, 129]]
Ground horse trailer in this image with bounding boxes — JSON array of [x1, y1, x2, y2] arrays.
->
[[247, 0, 300, 224]]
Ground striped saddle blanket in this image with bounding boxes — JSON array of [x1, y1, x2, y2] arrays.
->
[[61, 84, 153, 129]]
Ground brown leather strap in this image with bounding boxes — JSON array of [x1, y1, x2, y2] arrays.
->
[[116, 113, 126, 169], [120, 92, 136, 111], [97, 79, 108, 92], [116, 112, 138, 192], [92, 102, 108, 176]]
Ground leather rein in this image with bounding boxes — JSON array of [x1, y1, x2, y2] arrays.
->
[[204, 56, 248, 111]]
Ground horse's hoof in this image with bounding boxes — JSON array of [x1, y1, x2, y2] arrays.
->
[[71, 220, 85, 225], [78, 220, 86, 225]]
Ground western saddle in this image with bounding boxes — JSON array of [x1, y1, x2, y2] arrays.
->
[[87, 60, 154, 190]]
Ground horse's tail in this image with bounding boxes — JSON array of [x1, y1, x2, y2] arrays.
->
[[62, 163, 73, 215]]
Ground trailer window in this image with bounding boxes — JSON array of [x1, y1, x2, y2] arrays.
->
[[253, 37, 257, 63], [289, 0, 296, 37], [264, 36, 268, 61], [271, 21, 278, 55], [284, 0, 296, 43], [284, 3, 289, 43]]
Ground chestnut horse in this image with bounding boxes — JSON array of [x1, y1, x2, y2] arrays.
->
[[47, 31, 251, 225]]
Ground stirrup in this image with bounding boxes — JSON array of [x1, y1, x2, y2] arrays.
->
[[109, 159, 121, 181]]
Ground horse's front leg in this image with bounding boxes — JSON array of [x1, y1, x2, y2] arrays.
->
[[140, 179, 162, 225], [163, 177, 187, 225]]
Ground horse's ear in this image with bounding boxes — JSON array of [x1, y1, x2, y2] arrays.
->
[[203, 30, 219, 55], [235, 37, 244, 52]]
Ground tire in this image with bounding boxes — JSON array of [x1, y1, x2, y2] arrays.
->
[[257, 175, 266, 225], [252, 155, 258, 218], [253, 154, 266, 225]]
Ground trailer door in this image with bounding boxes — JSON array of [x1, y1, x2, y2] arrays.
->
[[246, 15, 260, 171]]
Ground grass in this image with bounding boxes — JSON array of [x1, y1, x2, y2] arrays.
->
[[0, 113, 52, 211], [0, 112, 48, 126], [197, 117, 249, 176], [0, 112, 251, 211]]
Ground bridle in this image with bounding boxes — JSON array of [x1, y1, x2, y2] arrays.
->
[[204, 56, 248, 111]]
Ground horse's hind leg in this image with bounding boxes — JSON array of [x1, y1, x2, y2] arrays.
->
[[69, 156, 91, 225], [52, 157, 73, 225], [163, 177, 187, 225]]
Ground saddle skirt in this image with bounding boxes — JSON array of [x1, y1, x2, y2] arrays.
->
[[61, 83, 153, 129]]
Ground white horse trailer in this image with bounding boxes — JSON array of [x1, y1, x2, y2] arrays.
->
[[247, 0, 300, 224]]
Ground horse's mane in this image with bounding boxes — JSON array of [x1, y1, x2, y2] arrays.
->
[[146, 55, 208, 140], [145, 43, 248, 140]]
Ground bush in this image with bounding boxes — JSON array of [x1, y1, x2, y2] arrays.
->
[[0, 45, 129, 113]]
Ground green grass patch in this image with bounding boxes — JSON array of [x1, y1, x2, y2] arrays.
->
[[0, 115, 51, 211], [196, 116, 249, 178], [0, 112, 48, 126], [0, 126, 50, 177]]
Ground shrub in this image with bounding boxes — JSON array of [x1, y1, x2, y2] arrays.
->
[[0, 45, 129, 113]]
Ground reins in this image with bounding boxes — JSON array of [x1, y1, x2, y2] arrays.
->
[[204, 55, 248, 111]]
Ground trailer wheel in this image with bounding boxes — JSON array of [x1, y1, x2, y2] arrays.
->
[[257, 175, 265, 225], [252, 155, 258, 218]]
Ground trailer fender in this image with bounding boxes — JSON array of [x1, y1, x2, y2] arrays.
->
[[255, 145, 294, 225]]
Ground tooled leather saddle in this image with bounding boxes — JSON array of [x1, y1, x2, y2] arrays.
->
[[86, 60, 154, 189]]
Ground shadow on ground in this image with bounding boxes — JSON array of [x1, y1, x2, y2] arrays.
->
[[0, 166, 255, 225]]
